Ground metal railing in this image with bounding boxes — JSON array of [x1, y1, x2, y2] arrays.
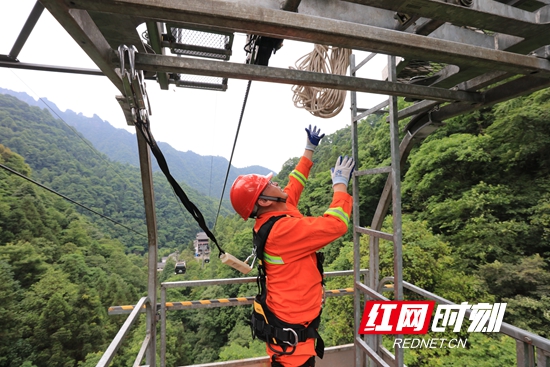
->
[[379, 277, 550, 367], [99, 270, 550, 367], [97, 296, 154, 367], [158, 270, 368, 367], [351, 276, 550, 367], [94, 269, 368, 366]]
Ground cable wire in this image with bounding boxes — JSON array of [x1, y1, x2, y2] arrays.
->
[[131, 80, 253, 255], [9, 70, 111, 163], [0, 162, 147, 238], [7, 69, 146, 206], [213, 79, 252, 231]]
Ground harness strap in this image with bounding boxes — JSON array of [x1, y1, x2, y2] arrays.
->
[[252, 314, 321, 345], [251, 215, 325, 359], [252, 319, 324, 358]]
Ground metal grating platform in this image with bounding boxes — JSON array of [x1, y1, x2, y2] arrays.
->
[[160, 24, 233, 91], [166, 25, 233, 61], [172, 74, 228, 91]]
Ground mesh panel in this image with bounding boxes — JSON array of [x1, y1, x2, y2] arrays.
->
[[168, 27, 232, 61], [178, 74, 224, 84], [171, 28, 230, 49], [170, 49, 229, 60], [164, 25, 233, 90], [174, 75, 228, 91]]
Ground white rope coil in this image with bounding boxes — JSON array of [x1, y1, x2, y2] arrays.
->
[[291, 44, 352, 118]]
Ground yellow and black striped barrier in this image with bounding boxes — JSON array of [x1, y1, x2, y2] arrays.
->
[[108, 288, 354, 315], [326, 287, 354, 295]]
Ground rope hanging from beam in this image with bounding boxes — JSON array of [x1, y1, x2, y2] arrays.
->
[[291, 44, 352, 118]]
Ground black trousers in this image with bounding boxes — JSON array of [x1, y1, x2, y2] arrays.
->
[[271, 356, 315, 367]]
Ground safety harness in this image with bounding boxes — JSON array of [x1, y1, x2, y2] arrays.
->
[[250, 215, 325, 359]]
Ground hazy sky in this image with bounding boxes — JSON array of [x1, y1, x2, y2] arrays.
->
[[1, 0, 389, 172]]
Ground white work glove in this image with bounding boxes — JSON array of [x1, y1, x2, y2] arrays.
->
[[331, 155, 355, 187]]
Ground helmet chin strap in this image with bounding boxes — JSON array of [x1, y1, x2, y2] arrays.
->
[[250, 195, 287, 218], [258, 194, 287, 203]]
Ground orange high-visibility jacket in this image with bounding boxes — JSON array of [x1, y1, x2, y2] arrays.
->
[[253, 156, 352, 366]]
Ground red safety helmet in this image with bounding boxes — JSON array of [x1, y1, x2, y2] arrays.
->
[[230, 172, 273, 220]]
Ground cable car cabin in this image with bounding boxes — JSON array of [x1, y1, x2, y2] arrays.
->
[[174, 261, 187, 275]]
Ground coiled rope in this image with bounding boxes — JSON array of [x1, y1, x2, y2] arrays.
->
[[291, 44, 352, 118]]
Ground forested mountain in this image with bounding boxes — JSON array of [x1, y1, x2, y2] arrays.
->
[[0, 88, 271, 199], [1, 86, 549, 367], [0, 93, 231, 251], [0, 145, 148, 366]]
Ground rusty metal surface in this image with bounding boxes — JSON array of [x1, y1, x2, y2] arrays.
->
[[0, 0, 544, 111]]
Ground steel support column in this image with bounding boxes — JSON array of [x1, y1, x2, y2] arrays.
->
[[388, 55, 404, 367], [145, 21, 169, 90], [136, 113, 158, 367], [115, 95, 158, 366], [350, 54, 364, 367]]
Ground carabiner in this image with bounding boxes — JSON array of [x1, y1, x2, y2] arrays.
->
[[282, 328, 298, 347]]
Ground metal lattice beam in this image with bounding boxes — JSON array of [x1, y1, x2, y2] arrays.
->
[[54, 0, 550, 77], [123, 51, 483, 102]]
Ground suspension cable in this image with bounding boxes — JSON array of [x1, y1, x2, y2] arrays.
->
[[0, 162, 147, 238], [213, 80, 252, 231], [116, 44, 258, 256], [7, 69, 146, 204]]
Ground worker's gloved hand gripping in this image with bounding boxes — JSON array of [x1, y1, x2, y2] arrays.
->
[[331, 155, 355, 187], [305, 125, 325, 151]]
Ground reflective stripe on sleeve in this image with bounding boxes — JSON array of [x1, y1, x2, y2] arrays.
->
[[324, 207, 349, 226], [263, 252, 285, 265], [290, 169, 307, 186]]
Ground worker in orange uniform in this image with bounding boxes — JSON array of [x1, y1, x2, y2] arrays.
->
[[229, 125, 354, 367]]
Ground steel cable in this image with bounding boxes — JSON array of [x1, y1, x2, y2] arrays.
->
[[213, 80, 252, 231]]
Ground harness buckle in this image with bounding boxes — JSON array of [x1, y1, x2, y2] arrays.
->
[[282, 328, 298, 346]]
